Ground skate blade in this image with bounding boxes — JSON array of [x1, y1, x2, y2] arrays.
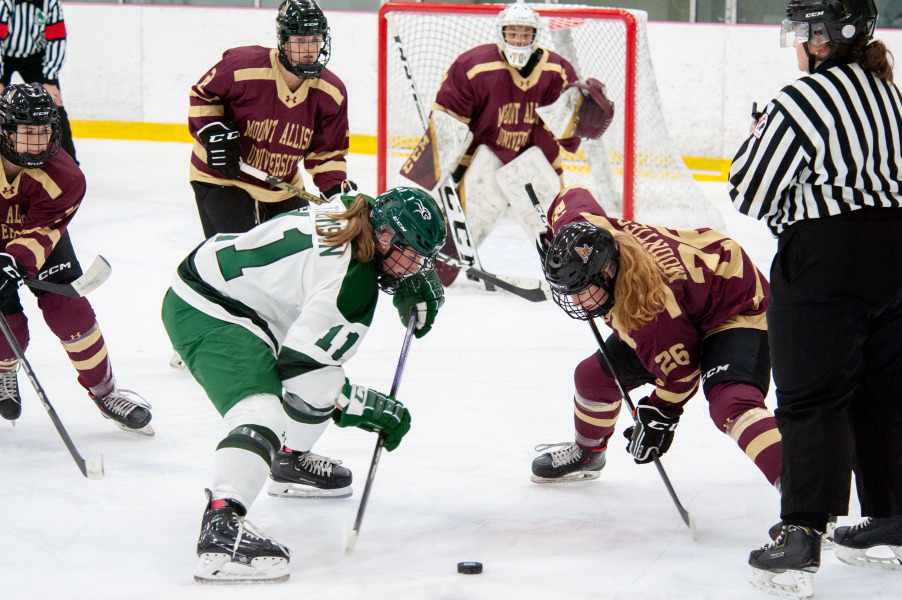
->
[[530, 471, 601, 484], [194, 553, 289, 584], [113, 421, 155, 438], [835, 544, 902, 571], [749, 567, 815, 599], [267, 480, 352, 499]]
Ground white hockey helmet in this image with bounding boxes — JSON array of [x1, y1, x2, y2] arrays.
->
[[497, 1, 541, 68]]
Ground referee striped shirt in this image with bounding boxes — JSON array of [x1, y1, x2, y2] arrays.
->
[[729, 59, 902, 236], [0, 0, 67, 81]]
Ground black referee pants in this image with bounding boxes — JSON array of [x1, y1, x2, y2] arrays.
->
[[770, 208, 902, 520]]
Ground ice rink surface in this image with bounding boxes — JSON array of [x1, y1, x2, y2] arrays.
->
[[0, 140, 897, 599]]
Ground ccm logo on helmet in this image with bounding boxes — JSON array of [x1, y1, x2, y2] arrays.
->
[[805, 11, 824, 17]]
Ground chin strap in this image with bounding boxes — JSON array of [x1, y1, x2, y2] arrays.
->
[[804, 43, 840, 74]]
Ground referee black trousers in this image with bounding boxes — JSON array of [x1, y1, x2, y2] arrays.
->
[[770, 208, 902, 520]]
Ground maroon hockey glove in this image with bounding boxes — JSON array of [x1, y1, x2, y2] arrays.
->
[[198, 121, 241, 179], [624, 397, 682, 464], [566, 79, 615, 140]]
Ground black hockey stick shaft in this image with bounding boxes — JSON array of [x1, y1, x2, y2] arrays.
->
[[239, 161, 323, 204], [0, 312, 104, 479], [347, 309, 417, 551], [21, 255, 112, 298], [436, 252, 548, 302], [589, 319, 694, 532]]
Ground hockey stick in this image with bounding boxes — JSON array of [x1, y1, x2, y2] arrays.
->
[[0, 312, 104, 479], [239, 161, 321, 204], [589, 319, 696, 538], [22, 255, 111, 298], [386, 15, 490, 289], [344, 308, 417, 555]]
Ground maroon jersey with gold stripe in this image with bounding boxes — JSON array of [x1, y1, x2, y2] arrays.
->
[[547, 185, 770, 410], [401, 44, 580, 187], [189, 45, 349, 203], [0, 148, 84, 278]]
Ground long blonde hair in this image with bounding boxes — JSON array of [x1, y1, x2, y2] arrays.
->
[[316, 194, 377, 262], [608, 231, 671, 332]]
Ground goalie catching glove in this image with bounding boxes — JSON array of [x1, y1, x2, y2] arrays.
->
[[623, 397, 682, 464], [567, 78, 615, 140], [332, 383, 411, 451], [198, 121, 241, 179], [392, 269, 444, 339]]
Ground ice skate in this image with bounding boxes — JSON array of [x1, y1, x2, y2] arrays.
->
[[268, 448, 352, 498], [194, 491, 290, 584], [0, 368, 21, 423], [530, 442, 606, 483], [749, 524, 821, 599], [768, 515, 837, 550], [91, 389, 154, 437], [833, 516, 902, 570]]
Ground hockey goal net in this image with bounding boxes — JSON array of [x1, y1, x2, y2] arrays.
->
[[377, 2, 722, 229]]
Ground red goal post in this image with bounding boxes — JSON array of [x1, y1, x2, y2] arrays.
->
[[377, 2, 637, 217]]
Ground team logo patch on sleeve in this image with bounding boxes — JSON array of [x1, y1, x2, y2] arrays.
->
[[753, 113, 768, 139]]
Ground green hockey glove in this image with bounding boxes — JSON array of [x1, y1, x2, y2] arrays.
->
[[392, 269, 444, 339], [332, 383, 411, 451]]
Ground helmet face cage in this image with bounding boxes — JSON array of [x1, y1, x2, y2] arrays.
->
[[497, 2, 541, 68], [543, 222, 620, 321], [371, 187, 447, 293], [781, 0, 877, 48], [0, 83, 61, 168], [276, 0, 331, 79]]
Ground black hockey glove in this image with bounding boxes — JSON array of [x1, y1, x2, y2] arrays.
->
[[321, 180, 358, 202], [0, 253, 23, 297], [623, 397, 682, 464], [198, 121, 241, 179]]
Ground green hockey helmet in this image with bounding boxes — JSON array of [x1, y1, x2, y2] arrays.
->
[[370, 187, 447, 291]]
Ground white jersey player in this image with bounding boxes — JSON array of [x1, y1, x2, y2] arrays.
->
[[162, 187, 446, 583]]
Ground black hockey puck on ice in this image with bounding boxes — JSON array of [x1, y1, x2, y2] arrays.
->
[[457, 561, 483, 574]]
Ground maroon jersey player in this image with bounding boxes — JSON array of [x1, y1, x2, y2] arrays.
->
[[189, 0, 353, 238], [530, 185, 780, 493], [0, 83, 152, 435]]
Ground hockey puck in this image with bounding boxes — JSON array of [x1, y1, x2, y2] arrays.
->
[[457, 561, 483, 575]]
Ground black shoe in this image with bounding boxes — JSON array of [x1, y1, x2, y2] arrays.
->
[[194, 490, 290, 583], [768, 515, 837, 549], [0, 369, 21, 421], [91, 389, 154, 436], [749, 525, 821, 599], [268, 448, 352, 498], [834, 516, 902, 570], [531, 442, 606, 483]]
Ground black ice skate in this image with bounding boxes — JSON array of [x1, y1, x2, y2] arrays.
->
[[748, 524, 821, 599], [0, 368, 21, 423], [90, 389, 154, 437], [768, 515, 837, 550], [194, 491, 290, 584], [268, 448, 352, 498], [530, 442, 606, 483], [834, 516, 902, 570]]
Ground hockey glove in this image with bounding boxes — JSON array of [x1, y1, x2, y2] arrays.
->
[[623, 397, 682, 464], [566, 78, 615, 140], [332, 383, 411, 451], [198, 121, 241, 179], [392, 269, 444, 339], [321, 180, 358, 202], [0, 253, 23, 297]]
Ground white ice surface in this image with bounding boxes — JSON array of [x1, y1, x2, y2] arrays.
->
[[0, 140, 898, 599]]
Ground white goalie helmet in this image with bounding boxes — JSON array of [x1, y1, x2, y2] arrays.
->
[[497, 1, 541, 68]]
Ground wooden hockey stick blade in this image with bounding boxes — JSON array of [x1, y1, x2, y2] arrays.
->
[[22, 255, 112, 298], [437, 253, 550, 302], [239, 161, 324, 205]]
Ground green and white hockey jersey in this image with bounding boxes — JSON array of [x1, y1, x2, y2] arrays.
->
[[169, 199, 379, 410]]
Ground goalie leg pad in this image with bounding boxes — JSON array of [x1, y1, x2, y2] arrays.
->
[[494, 146, 562, 237], [459, 144, 506, 247]]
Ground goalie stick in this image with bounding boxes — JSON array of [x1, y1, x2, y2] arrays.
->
[[0, 312, 104, 479], [239, 162, 550, 303], [23, 255, 112, 298], [344, 308, 417, 555], [386, 14, 490, 290]]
